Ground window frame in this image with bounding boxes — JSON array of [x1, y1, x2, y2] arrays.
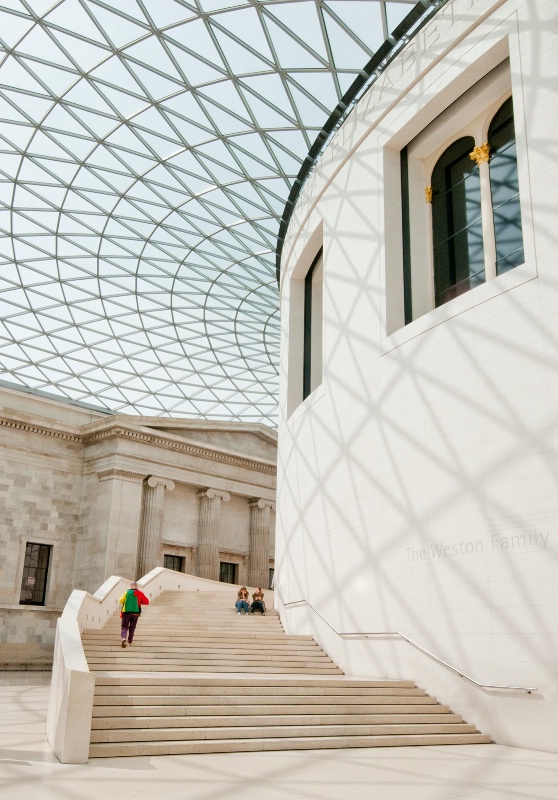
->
[[19, 542, 52, 606]]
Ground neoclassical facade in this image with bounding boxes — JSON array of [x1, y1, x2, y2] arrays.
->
[[0, 385, 275, 654], [277, 0, 558, 754]]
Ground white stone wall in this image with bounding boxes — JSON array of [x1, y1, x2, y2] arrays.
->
[[277, 0, 558, 753]]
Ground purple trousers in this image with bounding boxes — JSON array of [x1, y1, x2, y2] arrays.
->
[[121, 612, 139, 643]]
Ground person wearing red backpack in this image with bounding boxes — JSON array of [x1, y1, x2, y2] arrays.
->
[[118, 581, 150, 648]]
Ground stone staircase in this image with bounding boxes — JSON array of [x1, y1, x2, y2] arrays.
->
[[81, 589, 491, 758]]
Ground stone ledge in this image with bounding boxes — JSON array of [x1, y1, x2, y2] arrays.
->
[[0, 643, 54, 671]]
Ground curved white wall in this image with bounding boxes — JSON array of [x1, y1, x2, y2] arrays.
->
[[277, 0, 558, 752]]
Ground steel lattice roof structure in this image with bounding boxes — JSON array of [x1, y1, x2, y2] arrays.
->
[[0, 0, 414, 425]]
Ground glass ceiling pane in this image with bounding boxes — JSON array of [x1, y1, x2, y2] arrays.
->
[[0, 0, 417, 425]]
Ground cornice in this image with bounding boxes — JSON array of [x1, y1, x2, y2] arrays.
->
[[0, 414, 276, 475], [82, 425, 277, 475], [97, 468, 147, 482], [0, 416, 82, 442]]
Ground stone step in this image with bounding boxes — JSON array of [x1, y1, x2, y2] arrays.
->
[[83, 641, 325, 652], [93, 684, 424, 697], [84, 631, 301, 639], [84, 587, 490, 758], [93, 675, 416, 688], [83, 634, 329, 658], [91, 712, 463, 730], [89, 732, 492, 758], [90, 722, 480, 744], [85, 650, 336, 662], [87, 664, 343, 674], [92, 701, 443, 717], [92, 691, 429, 707], [84, 652, 334, 665]]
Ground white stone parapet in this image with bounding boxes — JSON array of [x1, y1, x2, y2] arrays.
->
[[45, 567, 251, 764]]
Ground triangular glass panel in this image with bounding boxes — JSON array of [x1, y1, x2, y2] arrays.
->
[[0, 56, 47, 95], [89, 6, 148, 49], [324, 1, 384, 53], [125, 61, 183, 101], [323, 12, 373, 69], [51, 30, 109, 72], [163, 41, 225, 87], [165, 19, 226, 71], [265, 1, 328, 60], [264, 17, 325, 70], [211, 28, 271, 75], [45, 0, 108, 44]]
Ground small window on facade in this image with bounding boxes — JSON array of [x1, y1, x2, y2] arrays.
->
[[164, 554, 184, 573], [268, 567, 274, 590], [219, 562, 237, 584], [303, 249, 323, 400], [488, 97, 524, 274], [19, 542, 51, 606], [431, 136, 485, 307]]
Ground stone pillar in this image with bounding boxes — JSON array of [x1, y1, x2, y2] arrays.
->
[[248, 499, 274, 590], [94, 469, 147, 587], [136, 476, 175, 579], [197, 488, 230, 581]]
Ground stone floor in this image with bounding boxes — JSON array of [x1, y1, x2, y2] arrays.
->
[[1, 673, 558, 800]]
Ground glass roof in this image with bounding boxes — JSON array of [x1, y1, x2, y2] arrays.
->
[[0, 0, 414, 425]]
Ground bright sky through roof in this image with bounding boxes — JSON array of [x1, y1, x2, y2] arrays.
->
[[0, 0, 414, 424]]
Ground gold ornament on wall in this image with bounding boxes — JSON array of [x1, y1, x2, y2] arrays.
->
[[425, 186, 433, 203], [469, 142, 491, 165]]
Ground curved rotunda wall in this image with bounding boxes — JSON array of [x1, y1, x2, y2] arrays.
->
[[277, 0, 558, 752]]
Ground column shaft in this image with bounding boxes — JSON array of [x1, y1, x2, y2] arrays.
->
[[248, 499, 273, 589], [136, 476, 175, 579], [197, 489, 230, 582]]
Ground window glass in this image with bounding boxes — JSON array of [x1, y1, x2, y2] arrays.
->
[[303, 249, 323, 399], [488, 97, 524, 274], [19, 542, 51, 606], [163, 554, 184, 572], [431, 137, 485, 307], [219, 561, 237, 584]]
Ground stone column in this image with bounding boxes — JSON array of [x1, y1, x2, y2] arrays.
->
[[197, 488, 230, 581], [136, 476, 175, 579], [96, 469, 147, 584], [248, 499, 274, 589]]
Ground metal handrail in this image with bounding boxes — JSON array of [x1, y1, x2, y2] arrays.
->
[[274, 585, 536, 694]]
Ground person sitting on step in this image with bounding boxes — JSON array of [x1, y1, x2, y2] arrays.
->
[[250, 588, 266, 615], [235, 586, 250, 615]]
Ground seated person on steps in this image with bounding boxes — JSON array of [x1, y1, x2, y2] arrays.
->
[[250, 588, 265, 615], [235, 586, 250, 615]]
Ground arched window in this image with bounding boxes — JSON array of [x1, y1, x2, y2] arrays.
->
[[488, 97, 524, 273], [431, 137, 485, 307]]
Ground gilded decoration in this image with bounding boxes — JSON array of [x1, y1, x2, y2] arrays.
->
[[469, 142, 491, 165]]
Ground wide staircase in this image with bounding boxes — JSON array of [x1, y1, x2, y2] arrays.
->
[[81, 590, 491, 758]]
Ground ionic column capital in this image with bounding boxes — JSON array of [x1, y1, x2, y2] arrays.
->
[[249, 498, 275, 510], [146, 475, 175, 491], [198, 488, 230, 502]]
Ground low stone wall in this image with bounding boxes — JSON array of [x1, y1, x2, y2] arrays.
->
[[0, 606, 61, 644], [0, 606, 61, 669]]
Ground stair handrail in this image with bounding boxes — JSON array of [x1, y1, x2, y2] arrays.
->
[[274, 584, 536, 694]]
